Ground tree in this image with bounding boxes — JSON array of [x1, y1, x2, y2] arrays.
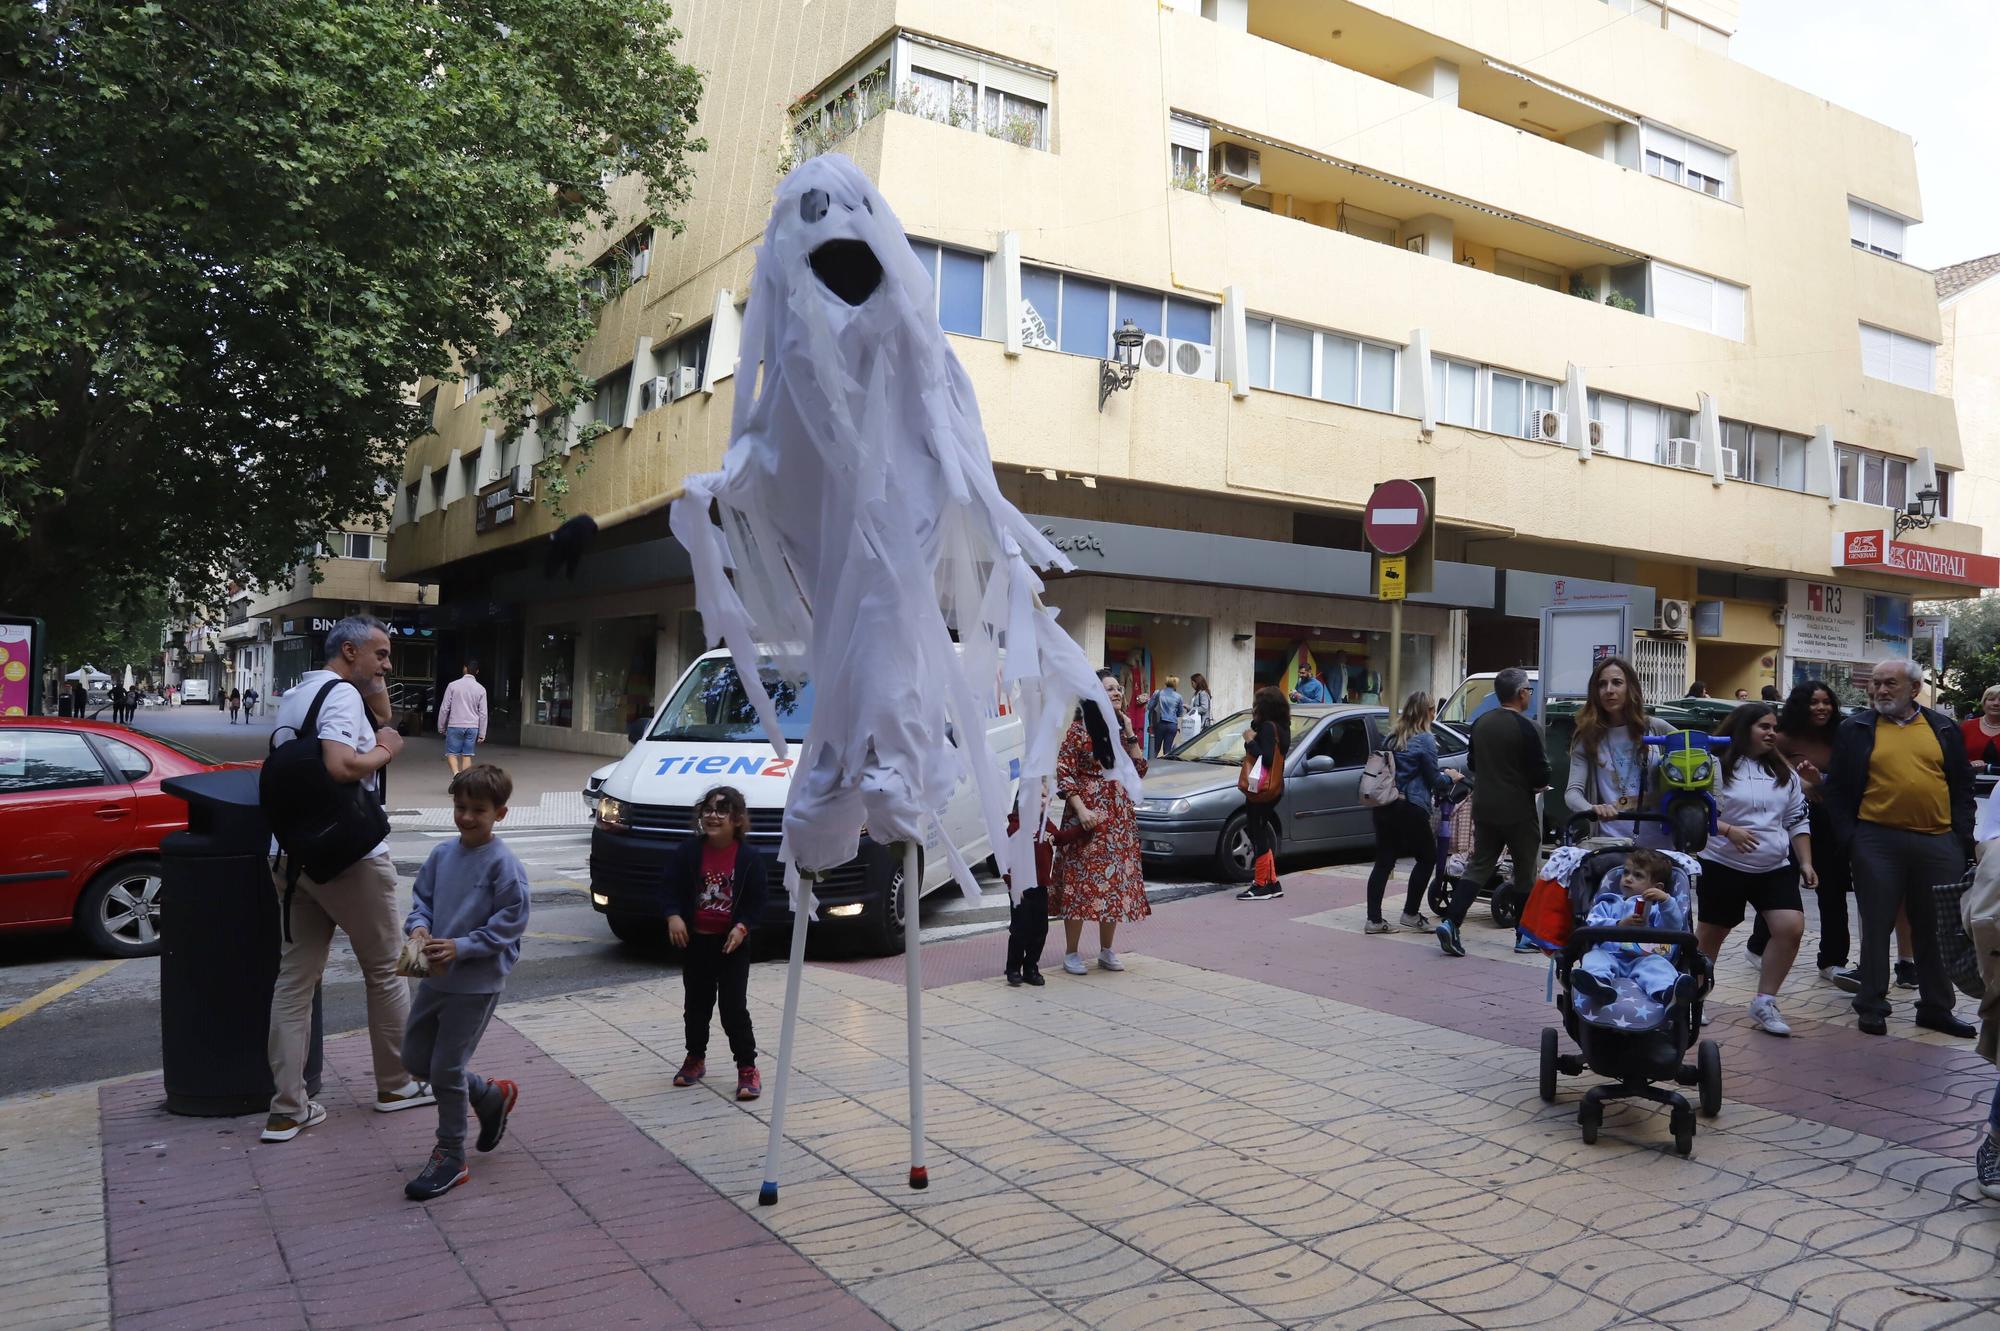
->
[[1925, 594, 2000, 709], [0, 0, 705, 617]]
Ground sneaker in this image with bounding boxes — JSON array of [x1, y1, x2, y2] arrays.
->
[[404, 1147, 469, 1201], [1364, 918, 1394, 935], [1818, 965, 1848, 984], [1514, 937, 1542, 954], [1022, 967, 1046, 987], [1830, 969, 1862, 995], [1235, 883, 1284, 901], [374, 1081, 436, 1113], [673, 1056, 706, 1087], [1063, 952, 1087, 976], [1005, 969, 1023, 987], [1098, 949, 1125, 972], [1895, 959, 1918, 991], [736, 1066, 762, 1101], [1436, 922, 1466, 958], [1976, 1133, 2000, 1201], [473, 1079, 517, 1153], [260, 1101, 327, 1143], [1572, 970, 1616, 1005], [1748, 995, 1792, 1037], [1400, 912, 1431, 931]]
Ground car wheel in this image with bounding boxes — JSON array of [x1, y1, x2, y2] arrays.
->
[[1215, 813, 1255, 884], [1669, 799, 1709, 854], [861, 851, 914, 957], [77, 858, 164, 958]]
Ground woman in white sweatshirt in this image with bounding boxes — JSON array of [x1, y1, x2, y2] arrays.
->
[[1696, 703, 1816, 1037]]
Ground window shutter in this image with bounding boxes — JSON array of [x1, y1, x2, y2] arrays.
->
[[1168, 114, 1208, 153], [980, 60, 1052, 104], [1848, 200, 1872, 246], [1889, 333, 1933, 390], [1859, 325, 1893, 381]]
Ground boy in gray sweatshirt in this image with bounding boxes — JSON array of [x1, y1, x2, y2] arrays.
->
[[399, 763, 531, 1200]]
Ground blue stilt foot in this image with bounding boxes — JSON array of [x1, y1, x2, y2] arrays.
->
[[908, 1166, 929, 1190], [758, 1181, 778, 1206]]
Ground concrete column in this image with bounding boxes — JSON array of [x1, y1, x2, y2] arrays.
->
[[1394, 58, 1459, 106], [1221, 285, 1250, 399], [1200, 0, 1249, 31], [1396, 214, 1454, 262], [994, 230, 1023, 355], [703, 290, 741, 392]]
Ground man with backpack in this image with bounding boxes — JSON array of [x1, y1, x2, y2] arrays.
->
[[1437, 667, 1549, 957], [260, 616, 433, 1142]]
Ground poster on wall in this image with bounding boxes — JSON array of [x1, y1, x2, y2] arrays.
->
[[1784, 579, 1910, 666], [0, 617, 41, 716]]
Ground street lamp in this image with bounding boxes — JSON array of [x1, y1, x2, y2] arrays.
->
[[1098, 319, 1146, 412], [1894, 484, 1942, 536]]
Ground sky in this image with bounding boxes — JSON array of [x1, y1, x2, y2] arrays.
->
[[1729, 0, 2000, 271]]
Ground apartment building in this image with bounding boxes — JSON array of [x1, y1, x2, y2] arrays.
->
[[1936, 253, 2000, 555], [388, 0, 1988, 752]]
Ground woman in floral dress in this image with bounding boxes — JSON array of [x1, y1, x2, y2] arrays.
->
[[1053, 668, 1150, 975]]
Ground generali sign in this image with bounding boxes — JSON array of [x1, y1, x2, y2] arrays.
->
[[1836, 530, 2000, 588]]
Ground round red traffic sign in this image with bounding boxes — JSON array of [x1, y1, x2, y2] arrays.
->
[[1363, 480, 1429, 555]]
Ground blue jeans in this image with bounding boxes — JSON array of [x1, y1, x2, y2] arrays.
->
[[445, 726, 478, 757]]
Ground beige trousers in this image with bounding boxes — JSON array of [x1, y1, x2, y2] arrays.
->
[[267, 851, 409, 1119]]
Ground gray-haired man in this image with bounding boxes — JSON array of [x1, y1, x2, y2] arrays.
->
[[262, 616, 433, 1141], [1438, 667, 1549, 957]]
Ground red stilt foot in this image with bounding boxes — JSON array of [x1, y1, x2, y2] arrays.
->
[[908, 1166, 929, 1190]]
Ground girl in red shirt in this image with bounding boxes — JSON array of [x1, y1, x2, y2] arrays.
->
[[667, 786, 770, 1101]]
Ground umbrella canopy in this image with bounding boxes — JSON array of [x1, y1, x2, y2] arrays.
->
[[64, 663, 112, 682]]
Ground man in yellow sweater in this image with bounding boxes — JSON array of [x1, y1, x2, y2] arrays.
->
[[1824, 659, 1976, 1038]]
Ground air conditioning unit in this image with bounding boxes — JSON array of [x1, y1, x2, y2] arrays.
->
[[1662, 436, 1704, 469], [671, 364, 701, 400], [1527, 409, 1565, 443], [1718, 445, 1740, 478], [1655, 599, 1692, 635], [1587, 419, 1604, 449], [1137, 333, 1172, 373], [1210, 142, 1261, 189], [1169, 339, 1217, 380], [638, 376, 673, 413]]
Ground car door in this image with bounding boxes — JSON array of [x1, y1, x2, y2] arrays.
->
[[1281, 716, 1375, 847], [0, 729, 132, 927]]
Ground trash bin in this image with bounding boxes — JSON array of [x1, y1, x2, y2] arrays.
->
[[159, 769, 322, 1116]]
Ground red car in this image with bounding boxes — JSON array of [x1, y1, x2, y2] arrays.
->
[[0, 719, 242, 957]]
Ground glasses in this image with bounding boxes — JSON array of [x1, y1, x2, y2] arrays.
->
[[699, 804, 732, 816]]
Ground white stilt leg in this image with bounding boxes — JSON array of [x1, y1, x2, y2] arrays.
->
[[903, 841, 928, 1189], [758, 865, 812, 1206]]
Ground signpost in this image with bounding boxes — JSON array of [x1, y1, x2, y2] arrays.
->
[[1364, 480, 1434, 710]]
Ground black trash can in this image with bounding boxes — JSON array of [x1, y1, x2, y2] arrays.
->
[[159, 769, 322, 1116]]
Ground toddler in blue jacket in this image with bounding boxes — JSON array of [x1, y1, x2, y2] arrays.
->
[[1573, 848, 1688, 1006]]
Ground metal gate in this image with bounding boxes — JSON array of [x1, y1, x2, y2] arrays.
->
[[1629, 635, 1689, 703]]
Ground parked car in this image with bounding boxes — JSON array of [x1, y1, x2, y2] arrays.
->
[[1136, 704, 1468, 882], [0, 719, 240, 957]]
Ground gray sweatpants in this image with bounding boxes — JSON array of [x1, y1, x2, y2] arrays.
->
[[401, 986, 501, 1155]]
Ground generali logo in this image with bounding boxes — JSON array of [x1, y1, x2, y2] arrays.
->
[[1845, 531, 1882, 563]]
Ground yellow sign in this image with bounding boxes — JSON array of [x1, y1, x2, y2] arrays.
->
[[1377, 556, 1407, 601]]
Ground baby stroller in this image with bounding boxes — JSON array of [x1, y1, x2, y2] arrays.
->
[[1539, 813, 1721, 1157], [1426, 779, 1521, 928]]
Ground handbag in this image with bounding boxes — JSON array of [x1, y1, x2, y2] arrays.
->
[[1931, 865, 1985, 1001], [1517, 876, 1573, 954], [1238, 752, 1284, 805], [1358, 740, 1401, 808]]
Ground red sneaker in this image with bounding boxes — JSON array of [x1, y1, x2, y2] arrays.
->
[[673, 1056, 706, 1088], [736, 1065, 762, 1101]]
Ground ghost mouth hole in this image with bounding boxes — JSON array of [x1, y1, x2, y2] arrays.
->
[[808, 239, 882, 306]]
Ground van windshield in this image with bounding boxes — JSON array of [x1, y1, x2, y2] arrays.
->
[[648, 658, 815, 743]]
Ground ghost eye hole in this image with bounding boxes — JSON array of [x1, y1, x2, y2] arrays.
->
[[798, 188, 830, 224], [809, 238, 882, 305]]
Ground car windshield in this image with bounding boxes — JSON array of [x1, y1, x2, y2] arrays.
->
[[648, 658, 815, 743], [1170, 710, 1319, 764], [1438, 678, 1492, 726]]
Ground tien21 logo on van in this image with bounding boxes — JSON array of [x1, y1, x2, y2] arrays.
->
[[654, 752, 797, 779]]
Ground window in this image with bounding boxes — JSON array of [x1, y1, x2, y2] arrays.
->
[[1309, 718, 1373, 770], [461, 369, 481, 403], [1651, 262, 1745, 340], [1171, 143, 1202, 185], [588, 615, 658, 735], [97, 736, 153, 782], [1591, 391, 1699, 464], [529, 627, 577, 728], [1023, 267, 1214, 361], [404, 480, 421, 520], [1732, 424, 1810, 492], [341, 532, 384, 561], [657, 325, 709, 385], [592, 366, 632, 428], [587, 225, 654, 295], [905, 66, 974, 128], [1859, 324, 1936, 391], [429, 465, 449, 506], [0, 731, 107, 793], [1495, 258, 1563, 292], [1059, 277, 1109, 357], [983, 88, 1048, 150], [795, 36, 1054, 162], [415, 387, 438, 434], [1641, 124, 1731, 199], [1489, 371, 1557, 438], [1273, 322, 1312, 395], [1432, 357, 1478, 427], [1244, 317, 1396, 410], [1848, 199, 1908, 260]]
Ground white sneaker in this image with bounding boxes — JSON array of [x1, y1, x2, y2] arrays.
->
[[1098, 949, 1125, 972], [1748, 995, 1792, 1037], [373, 1080, 437, 1112], [261, 1101, 327, 1142], [1818, 965, 1845, 983], [1063, 952, 1087, 976]]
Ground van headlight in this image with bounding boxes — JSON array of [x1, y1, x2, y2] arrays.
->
[[1140, 796, 1191, 815], [595, 795, 628, 829]]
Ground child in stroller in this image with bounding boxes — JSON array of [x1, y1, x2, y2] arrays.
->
[[1539, 815, 1721, 1157]]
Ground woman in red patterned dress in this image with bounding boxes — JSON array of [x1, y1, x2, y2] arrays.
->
[[1053, 668, 1150, 975]]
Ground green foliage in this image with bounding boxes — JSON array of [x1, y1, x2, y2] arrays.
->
[[0, 0, 705, 618], [1923, 594, 2000, 708], [48, 586, 170, 674], [1606, 292, 1641, 313]]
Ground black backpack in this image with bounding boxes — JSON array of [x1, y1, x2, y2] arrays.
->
[[260, 679, 391, 904]]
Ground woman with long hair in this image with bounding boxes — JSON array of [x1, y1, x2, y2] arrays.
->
[[1697, 703, 1815, 1036], [1362, 691, 1460, 933], [1235, 686, 1291, 901], [1960, 684, 2000, 771], [1565, 656, 1675, 846], [1188, 672, 1213, 733], [1051, 668, 1150, 974]]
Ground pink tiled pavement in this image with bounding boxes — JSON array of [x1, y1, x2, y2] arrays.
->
[[99, 1021, 892, 1331]]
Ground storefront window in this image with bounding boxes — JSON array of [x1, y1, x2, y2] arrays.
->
[[529, 627, 577, 728], [1251, 622, 1433, 709], [1102, 610, 1211, 749], [589, 615, 658, 735]]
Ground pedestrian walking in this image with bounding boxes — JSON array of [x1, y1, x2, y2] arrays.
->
[[438, 661, 490, 783], [244, 685, 260, 720], [1694, 704, 1814, 1036], [1363, 691, 1461, 935], [228, 687, 242, 724], [1822, 659, 1977, 1037], [398, 763, 530, 1200], [109, 682, 126, 724], [1234, 686, 1291, 902], [1438, 667, 1548, 957], [1052, 669, 1150, 971], [1566, 655, 1676, 847], [667, 786, 769, 1101], [1748, 682, 1869, 984], [1150, 675, 1185, 758], [259, 615, 431, 1143]]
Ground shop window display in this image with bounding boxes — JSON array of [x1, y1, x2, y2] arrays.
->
[[1102, 609, 1210, 751], [529, 627, 577, 728], [590, 615, 659, 735], [1252, 623, 1432, 707]]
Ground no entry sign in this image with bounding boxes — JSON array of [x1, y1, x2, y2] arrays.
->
[[1363, 479, 1430, 556]]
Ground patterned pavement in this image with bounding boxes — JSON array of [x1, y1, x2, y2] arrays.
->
[[3, 863, 1997, 1329]]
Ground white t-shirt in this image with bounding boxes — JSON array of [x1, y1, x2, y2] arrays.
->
[[1699, 761, 1808, 875], [275, 669, 388, 859]]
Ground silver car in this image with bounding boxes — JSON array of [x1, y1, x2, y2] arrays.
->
[[1136, 704, 1469, 882]]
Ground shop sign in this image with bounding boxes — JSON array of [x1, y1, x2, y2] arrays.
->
[[1040, 526, 1105, 559], [1835, 530, 2000, 588], [1784, 581, 1862, 660]]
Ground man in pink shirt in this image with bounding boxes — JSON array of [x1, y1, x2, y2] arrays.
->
[[438, 661, 489, 783]]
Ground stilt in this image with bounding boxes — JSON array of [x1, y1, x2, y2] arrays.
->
[[758, 864, 813, 1206], [902, 841, 928, 1189]]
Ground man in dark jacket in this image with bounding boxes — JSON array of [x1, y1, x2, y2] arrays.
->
[[1438, 668, 1550, 956], [1822, 658, 1975, 1037]]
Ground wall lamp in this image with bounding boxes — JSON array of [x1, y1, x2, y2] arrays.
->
[[1894, 485, 1941, 536], [1098, 319, 1146, 411]]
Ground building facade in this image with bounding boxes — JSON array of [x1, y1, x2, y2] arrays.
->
[[389, 0, 1989, 750], [241, 526, 438, 712], [1936, 253, 2000, 555]]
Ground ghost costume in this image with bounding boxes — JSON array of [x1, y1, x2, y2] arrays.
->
[[669, 154, 1137, 895]]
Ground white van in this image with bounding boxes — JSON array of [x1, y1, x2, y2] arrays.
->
[[585, 648, 1022, 955]]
